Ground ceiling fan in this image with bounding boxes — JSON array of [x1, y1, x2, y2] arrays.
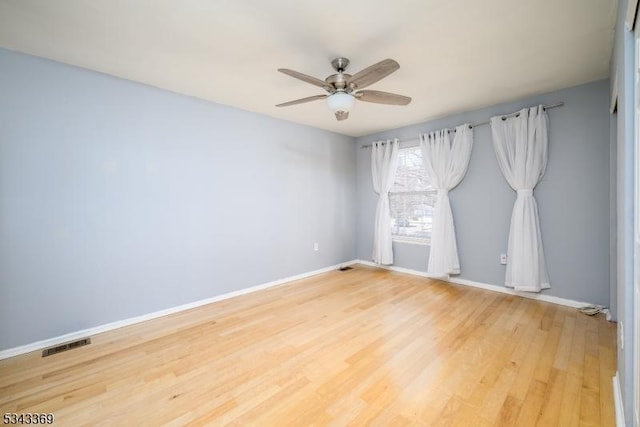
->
[[276, 57, 411, 121]]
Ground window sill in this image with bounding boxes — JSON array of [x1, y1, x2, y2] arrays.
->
[[392, 238, 430, 246]]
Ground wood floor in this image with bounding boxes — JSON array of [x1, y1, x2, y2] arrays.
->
[[0, 265, 617, 426]]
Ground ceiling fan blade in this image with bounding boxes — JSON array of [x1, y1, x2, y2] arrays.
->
[[276, 94, 327, 107], [347, 59, 400, 90], [278, 68, 332, 91], [335, 111, 349, 121], [355, 90, 411, 105]]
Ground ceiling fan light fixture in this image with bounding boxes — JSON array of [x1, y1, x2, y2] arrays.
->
[[326, 92, 355, 113]]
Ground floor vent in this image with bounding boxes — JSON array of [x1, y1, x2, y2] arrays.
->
[[42, 338, 91, 357], [339, 266, 353, 271]]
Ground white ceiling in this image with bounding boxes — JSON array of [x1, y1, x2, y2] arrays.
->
[[0, 0, 617, 137]]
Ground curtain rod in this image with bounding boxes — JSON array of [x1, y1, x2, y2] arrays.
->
[[359, 102, 564, 149]]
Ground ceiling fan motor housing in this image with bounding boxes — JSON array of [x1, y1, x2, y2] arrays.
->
[[326, 73, 352, 91]]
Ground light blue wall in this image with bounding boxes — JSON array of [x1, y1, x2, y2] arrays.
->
[[610, 0, 637, 423], [0, 49, 357, 351], [356, 80, 611, 306]]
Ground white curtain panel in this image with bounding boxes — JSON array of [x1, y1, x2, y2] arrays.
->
[[371, 139, 400, 265], [490, 105, 550, 292], [419, 124, 474, 278]]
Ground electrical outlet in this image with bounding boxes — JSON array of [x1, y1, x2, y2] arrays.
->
[[314, 242, 319, 251], [500, 253, 507, 265]]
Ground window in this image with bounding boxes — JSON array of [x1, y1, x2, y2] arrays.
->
[[389, 146, 435, 243]]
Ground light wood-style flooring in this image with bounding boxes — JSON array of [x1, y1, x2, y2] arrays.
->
[[0, 265, 617, 426]]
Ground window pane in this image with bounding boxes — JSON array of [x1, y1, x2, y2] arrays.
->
[[390, 193, 435, 241], [391, 146, 431, 193]]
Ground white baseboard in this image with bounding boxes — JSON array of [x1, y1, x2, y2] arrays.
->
[[0, 259, 359, 361], [356, 260, 595, 309], [613, 372, 626, 427]]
